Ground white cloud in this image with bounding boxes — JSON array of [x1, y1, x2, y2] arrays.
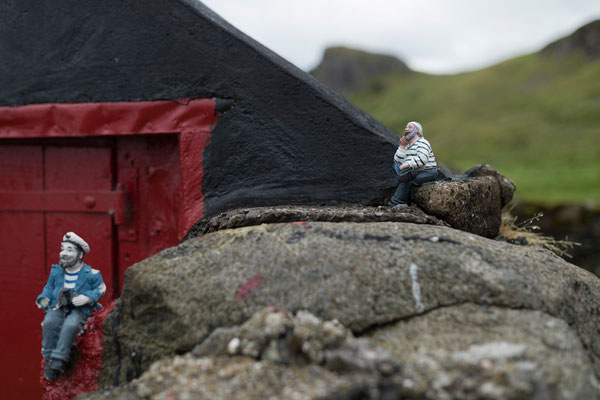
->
[[201, 0, 600, 74]]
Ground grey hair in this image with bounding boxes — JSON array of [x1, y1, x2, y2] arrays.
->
[[408, 121, 423, 137]]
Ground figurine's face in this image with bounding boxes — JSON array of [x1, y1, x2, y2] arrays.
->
[[59, 242, 82, 268]]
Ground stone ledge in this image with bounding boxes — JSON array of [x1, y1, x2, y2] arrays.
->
[[185, 204, 449, 240]]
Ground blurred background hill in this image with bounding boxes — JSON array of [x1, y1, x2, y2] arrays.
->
[[310, 46, 411, 97], [312, 20, 600, 206]]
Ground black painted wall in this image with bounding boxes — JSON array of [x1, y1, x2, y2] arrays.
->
[[0, 0, 399, 219]]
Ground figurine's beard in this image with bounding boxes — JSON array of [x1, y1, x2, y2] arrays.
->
[[404, 127, 419, 142], [59, 257, 79, 269]]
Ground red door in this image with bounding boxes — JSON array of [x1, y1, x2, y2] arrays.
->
[[0, 99, 213, 399], [0, 140, 121, 399]]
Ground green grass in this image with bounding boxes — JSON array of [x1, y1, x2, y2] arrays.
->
[[352, 52, 600, 205]]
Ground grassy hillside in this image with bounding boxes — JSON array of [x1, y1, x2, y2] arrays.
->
[[352, 52, 600, 205]]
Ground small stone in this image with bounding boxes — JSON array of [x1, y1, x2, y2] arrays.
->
[[227, 338, 240, 355], [480, 359, 493, 370]]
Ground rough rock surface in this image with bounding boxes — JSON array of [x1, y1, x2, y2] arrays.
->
[[83, 307, 599, 399], [368, 303, 598, 399], [465, 163, 516, 207], [98, 221, 600, 393], [412, 175, 502, 238], [84, 309, 411, 400], [185, 204, 448, 239], [82, 356, 399, 400], [81, 309, 408, 400]]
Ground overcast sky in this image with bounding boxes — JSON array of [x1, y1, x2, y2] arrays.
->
[[200, 0, 600, 74]]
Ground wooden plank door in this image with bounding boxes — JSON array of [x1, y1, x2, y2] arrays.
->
[[0, 145, 46, 399], [0, 142, 119, 399]]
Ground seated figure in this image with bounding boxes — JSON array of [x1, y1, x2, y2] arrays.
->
[[389, 121, 438, 207], [36, 232, 106, 381]]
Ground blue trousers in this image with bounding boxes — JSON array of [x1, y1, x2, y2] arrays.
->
[[41, 309, 87, 362], [390, 164, 438, 205]]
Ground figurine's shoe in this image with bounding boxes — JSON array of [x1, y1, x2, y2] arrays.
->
[[44, 359, 60, 382], [51, 359, 67, 374]]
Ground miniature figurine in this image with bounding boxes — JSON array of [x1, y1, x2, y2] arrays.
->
[[388, 121, 439, 207], [36, 232, 106, 381]]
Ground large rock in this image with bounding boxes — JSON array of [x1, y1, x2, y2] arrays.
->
[[465, 163, 516, 207], [368, 303, 597, 399], [85, 306, 598, 399], [83, 309, 409, 400], [412, 175, 502, 238], [84, 355, 397, 400], [98, 221, 600, 393]]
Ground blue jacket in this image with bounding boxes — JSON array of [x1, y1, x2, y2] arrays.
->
[[36, 264, 106, 317]]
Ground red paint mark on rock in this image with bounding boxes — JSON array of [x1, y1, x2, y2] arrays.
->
[[235, 271, 262, 301], [41, 301, 116, 400], [291, 221, 308, 226]]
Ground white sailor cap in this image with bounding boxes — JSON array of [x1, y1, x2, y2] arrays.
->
[[62, 232, 90, 254]]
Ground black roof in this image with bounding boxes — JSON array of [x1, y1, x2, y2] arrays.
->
[[0, 0, 399, 218]]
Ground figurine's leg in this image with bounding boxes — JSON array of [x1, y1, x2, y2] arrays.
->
[[411, 169, 439, 186], [397, 167, 416, 184], [389, 167, 417, 205], [50, 310, 87, 363], [41, 310, 66, 359], [393, 162, 402, 176], [390, 169, 437, 205], [389, 182, 411, 205]]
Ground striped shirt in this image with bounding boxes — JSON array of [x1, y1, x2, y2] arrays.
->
[[393, 137, 437, 170], [64, 266, 82, 289]]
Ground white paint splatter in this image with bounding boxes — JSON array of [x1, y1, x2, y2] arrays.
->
[[227, 337, 240, 355], [409, 263, 425, 313]]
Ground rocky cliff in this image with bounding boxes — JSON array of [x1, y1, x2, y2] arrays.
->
[[542, 19, 600, 60], [310, 46, 411, 97]]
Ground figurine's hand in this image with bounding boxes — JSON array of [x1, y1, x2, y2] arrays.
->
[[399, 136, 407, 148], [39, 297, 50, 308], [72, 295, 91, 307]]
